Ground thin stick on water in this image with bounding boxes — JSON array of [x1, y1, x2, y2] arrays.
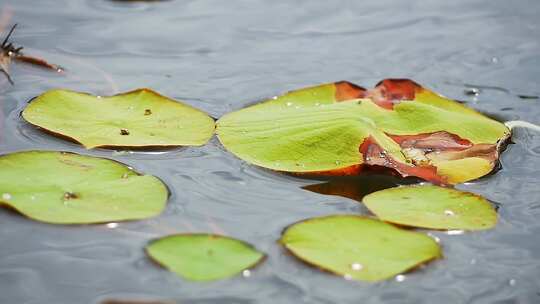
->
[[0, 22, 63, 85], [0, 22, 16, 49]]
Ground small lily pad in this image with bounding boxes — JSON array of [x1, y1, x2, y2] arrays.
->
[[280, 215, 441, 282], [0, 150, 168, 224], [22, 89, 215, 149], [363, 185, 497, 230], [145, 234, 265, 282]]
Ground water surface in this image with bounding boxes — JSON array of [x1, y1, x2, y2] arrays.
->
[[0, 0, 539, 303]]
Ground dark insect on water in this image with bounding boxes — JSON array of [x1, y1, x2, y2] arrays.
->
[[0, 23, 63, 85]]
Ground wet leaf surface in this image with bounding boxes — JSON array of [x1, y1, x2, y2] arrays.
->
[[280, 215, 441, 282], [22, 89, 215, 149], [363, 185, 497, 230], [0, 150, 168, 224], [216, 79, 510, 184], [146, 234, 265, 282]]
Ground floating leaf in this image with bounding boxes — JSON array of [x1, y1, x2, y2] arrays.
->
[[0, 151, 167, 224], [363, 185, 497, 230], [22, 89, 215, 149], [280, 215, 441, 282], [216, 79, 510, 184], [146, 234, 265, 282]]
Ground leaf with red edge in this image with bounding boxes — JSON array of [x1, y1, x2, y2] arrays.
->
[[216, 79, 510, 184]]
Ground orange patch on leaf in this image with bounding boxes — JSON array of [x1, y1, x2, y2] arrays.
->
[[359, 136, 446, 184], [367, 79, 423, 110], [389, 132, 473, 151], [293, 164, 364, 177], [334, 81, 367, 101]]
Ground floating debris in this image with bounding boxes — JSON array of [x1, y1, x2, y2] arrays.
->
[[63, 192, 78, 200], [464, 88, 481, 96], [0, 24, 63, 85], [517, 95, 539, 100]]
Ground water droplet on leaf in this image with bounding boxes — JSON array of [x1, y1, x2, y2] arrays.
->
[[351, 263, 363, 271]]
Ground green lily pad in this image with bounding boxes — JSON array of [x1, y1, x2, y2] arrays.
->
[[216, 79, 510, 184], [22, 89, 215, 149], [280, 215, 441, 282], [0, 150, 168, 224], [363, 185, 497, 230], [145, 234, 265, 282]]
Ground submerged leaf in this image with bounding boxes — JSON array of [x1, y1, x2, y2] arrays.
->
[[216, 79, 510, 184], [146, 234, 265, 282], [302, 174, 419, 202], [280, 215, 441, 282], [0, 151, 167, 224], [22, 89, 215, 149], [363, 185, 497, 230]]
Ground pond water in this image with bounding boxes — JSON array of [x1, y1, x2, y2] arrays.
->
[[1, 0, 539, 303]]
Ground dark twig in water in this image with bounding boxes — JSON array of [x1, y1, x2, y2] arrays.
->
[[0, 23, 63, 85]]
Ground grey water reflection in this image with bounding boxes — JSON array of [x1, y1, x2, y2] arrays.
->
[[0, 0, 539, 303]]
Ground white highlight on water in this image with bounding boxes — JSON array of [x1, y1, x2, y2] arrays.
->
[[106, 223, 119, 228], [505, 120, 540, 132]]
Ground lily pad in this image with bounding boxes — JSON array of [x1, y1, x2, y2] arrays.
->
[[280, 215, 441, 282], [363, 185, 497, 230], [22, 89, 215, 149], [216, 79, 510, 184], [0, 150, 168, 224], [145, 234, 265, 281]]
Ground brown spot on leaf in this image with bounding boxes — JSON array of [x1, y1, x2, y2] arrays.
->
[[359, 136, 446, 184], [389, 131, 498, 165], [120, 129, 130, 135], [144, 109, 152, 115], [63, 192, 78, 200], [367, 79, 423, 110], [426, 144, 497, 163], [334, 81, 367, 101], [389, 132, 473, 151]]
